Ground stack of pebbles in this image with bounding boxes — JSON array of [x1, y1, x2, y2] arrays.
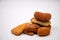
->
[[31, 12, 51, 36]]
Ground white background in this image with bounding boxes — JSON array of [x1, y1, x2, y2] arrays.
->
[[0, 0, 60, 40]]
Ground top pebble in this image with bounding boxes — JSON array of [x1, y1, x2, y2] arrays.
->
[[34, 12, 51, 22]]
